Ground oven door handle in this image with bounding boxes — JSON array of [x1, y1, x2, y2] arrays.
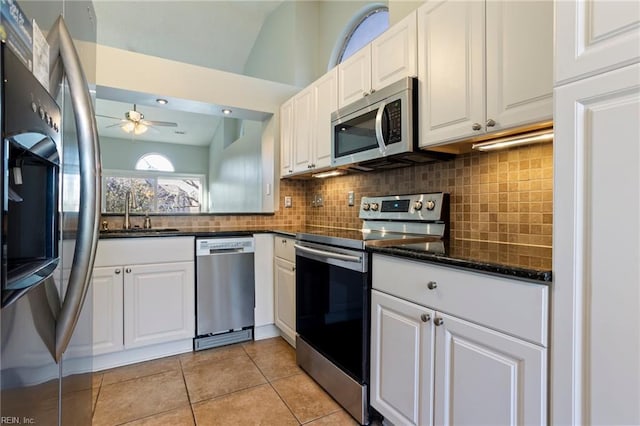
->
[[294, 244, 362, 263]]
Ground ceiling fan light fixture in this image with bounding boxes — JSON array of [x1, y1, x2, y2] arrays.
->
[[122, 121, 148, 135]]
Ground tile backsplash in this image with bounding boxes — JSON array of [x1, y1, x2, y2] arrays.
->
[[305, 142, 553, 248], [102, 142, 552, 251]]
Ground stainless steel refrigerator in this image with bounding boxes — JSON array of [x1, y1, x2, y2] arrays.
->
[[1, 1, 100, 424]]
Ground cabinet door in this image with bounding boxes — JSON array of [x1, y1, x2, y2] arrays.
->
[[371, 11, 417, 90], [486, 0, 553, 131], [555, 0, 640, 84], [553, 64, 640, 425], [92, 266, 125, 355], [274, 257, 296, 345], [434, 313, 547, 426], [418, 0, 485, 146], [280, 98, 294, 177], [338, 47, 372, 108], [371, 290, 435, 426], [124, 261, 195, 349], [292, 86, 315, 172], [313, 68, 338, 170]]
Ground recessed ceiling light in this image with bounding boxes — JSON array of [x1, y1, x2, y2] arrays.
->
[[222, 109, 232, 115], [174, 130, 186, 135], [156, 98, 168, 105]]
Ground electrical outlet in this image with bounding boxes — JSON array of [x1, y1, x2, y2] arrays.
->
[[284, 196, 292, 208], [348, 191, 355, 206], [315, 194, 324, 207]]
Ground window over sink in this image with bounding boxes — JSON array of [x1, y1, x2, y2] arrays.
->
[[102, 170, 204, 214]]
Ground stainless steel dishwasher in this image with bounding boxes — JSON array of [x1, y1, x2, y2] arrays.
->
[[194, 237, 255, 350]]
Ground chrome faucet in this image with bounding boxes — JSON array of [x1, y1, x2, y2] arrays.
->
[[123, 191, 137, 229]]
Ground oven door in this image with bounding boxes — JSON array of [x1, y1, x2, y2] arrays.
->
[[295, 241, 370, 384]]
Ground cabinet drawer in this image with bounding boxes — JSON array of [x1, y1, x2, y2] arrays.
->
[[274, 236, 296, 262], [372, 254, 548, 346]]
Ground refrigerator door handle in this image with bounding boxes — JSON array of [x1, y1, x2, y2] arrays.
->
[[47, 16, 102, 362]]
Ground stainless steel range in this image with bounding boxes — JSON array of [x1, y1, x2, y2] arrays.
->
[[295, 192, 449, 425]]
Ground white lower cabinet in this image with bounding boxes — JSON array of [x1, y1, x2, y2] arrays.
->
[[274, 236, 296, 346], [92, 266, 124, 355], [371, 254, 548, 425], [91, 237, 195, 368], [123, 262, 194, 349]]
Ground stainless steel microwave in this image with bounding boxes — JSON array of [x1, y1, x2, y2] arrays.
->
[[331, 77, 420, 169]]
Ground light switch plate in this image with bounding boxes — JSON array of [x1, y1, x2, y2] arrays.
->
[[284, 196, 292, 208]]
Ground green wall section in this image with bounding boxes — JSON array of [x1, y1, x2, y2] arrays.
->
[[100, 136, 210, 177]]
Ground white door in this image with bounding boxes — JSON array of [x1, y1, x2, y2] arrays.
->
[[313, 68, 338, 170], [274, 257, 296, 344], [553, 63, 640, 425], [124, 261, 195, 349], [370, 290, 435, 426], [371, 11, 417, 90], [485, 0, 553, 131], [92, 266, 124, 355], [555, 0, 640, 84], [280, 99, 294, 177], [292, 86, 314, 172], [338, 47, 372, 108], [417, 0, 485, 146], [434, 313, 547, 426]]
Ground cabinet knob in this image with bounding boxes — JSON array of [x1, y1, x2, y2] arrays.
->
[[427, 281, 437, 290], [282, 239, 287, 244], [370, 88, 376, 94], [472, 123, 482, 131], [434, 317, 444, 326], [115, 269, 121, 274], [363, 91, 369, 97], [125, 268, 132, 273], [292, 266, 296, 272], [420, 313, 431, 323], [486, 119, 496, 128], [289, 169, 293, 173]]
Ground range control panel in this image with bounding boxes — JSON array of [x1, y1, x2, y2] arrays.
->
[[359, 193, 449, 222]]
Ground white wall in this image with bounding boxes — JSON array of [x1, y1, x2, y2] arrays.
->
[[208, 119, 265, 213]]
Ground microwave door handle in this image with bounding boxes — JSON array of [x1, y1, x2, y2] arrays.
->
[[47, 16, 102, 362], [374, 104, 387, 154]]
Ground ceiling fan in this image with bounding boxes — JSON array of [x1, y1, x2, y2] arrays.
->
[[97, 104, 178, 135]]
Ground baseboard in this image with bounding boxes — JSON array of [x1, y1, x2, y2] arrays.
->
[[92, 339, 193, 372], [254, 323, 280, 341]]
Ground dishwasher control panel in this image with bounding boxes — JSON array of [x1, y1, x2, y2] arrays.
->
[[196, 237, 255, 255]]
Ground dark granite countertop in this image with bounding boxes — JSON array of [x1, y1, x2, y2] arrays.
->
[[370, 239, 552, 283], [97, 227, 552, 283]]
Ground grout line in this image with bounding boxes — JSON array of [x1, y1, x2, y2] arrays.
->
[[177, 357, 198, 426]]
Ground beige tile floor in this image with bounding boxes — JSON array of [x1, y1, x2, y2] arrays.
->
[[91, 337, 359, 425]]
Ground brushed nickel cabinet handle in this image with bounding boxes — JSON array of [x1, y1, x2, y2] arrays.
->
[[427, 281, 438, 290], [421, 313, 431, 323], [434, 317, 444, 326], [125, 268, 132, 274], [472, 123, 482, 131], [115, 269, 121, 274], [486, 119, 496, 127]]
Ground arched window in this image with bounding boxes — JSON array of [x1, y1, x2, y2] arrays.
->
[[135, 153, 175, 172], [329, 5, 389, 68]]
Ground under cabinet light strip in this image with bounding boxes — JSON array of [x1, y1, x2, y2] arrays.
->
[[472, 129, 553, 151]]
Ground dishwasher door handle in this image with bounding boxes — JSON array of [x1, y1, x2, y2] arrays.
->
[[205, 248, 247, 255]]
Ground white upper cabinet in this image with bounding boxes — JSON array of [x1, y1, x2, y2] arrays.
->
[[418, 0, 553, 147], [339, 47, 372, 108], [371, 11, 418, 93], [279, 98, 294, 177], [418, 1, 485, 145], [339, 11, 417, 108], [292, 86, 315, 172], [555, 0, 640, 84], [313, 68, 338, 170], [281, 68, 338, 176]]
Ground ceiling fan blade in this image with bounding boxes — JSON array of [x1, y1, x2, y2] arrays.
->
[[105, 122, 126, 128], [142, 119, 178, 127], [96, 114, 124, 121]]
